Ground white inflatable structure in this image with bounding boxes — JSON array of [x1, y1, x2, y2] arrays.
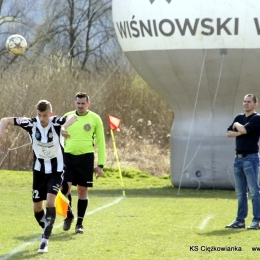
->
[[112, 0, 260, 189]]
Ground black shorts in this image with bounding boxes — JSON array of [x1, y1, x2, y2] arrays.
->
[[32, 170, 63, 202], [63, 153, 94, 187]]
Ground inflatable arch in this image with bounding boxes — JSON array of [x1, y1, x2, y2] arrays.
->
[[112, 0, 260, 189]]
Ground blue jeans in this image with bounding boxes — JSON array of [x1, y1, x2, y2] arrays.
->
[[234, 153, 260, 223]]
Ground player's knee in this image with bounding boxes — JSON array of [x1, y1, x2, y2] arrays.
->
[[33, 201, 43, 212], [78, 186, 88, 199]]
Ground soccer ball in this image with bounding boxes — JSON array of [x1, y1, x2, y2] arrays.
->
[[5, 34, 27, 56]]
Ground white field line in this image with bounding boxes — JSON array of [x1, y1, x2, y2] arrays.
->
[[0, 196, 123, 260], [199, 215, 214, 230]]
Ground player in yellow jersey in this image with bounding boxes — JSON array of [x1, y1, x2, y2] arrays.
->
[[61, 92, 106, 233]]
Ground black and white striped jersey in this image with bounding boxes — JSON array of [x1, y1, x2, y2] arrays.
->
[[14, 116, 67, 173]]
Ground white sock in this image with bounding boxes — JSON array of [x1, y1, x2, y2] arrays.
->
[[41, 238, 48, 244]]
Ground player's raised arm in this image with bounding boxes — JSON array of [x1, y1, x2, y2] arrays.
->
[[61, 114, 78, 139], [0, 117, 15, 139]]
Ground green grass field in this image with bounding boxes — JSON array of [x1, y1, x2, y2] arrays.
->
[[1, 169, 260, 260]]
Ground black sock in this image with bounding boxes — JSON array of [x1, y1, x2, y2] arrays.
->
[[43, 207, 56, 239], [76, 199, 88, 226], [67, 194, 74, 218], [34, 209, 45, 228]]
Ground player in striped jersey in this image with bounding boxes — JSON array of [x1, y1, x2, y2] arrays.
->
[[0, 100, 77, 253]]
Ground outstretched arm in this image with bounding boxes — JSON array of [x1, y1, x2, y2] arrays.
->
[[0, 117, 15, 139], [61, 114, 78, 139]]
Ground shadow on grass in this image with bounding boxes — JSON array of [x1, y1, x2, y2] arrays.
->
[[0, 232, 77, 260], [197, 229, 245, 236], [0, 250, 37, 260], [70, 187, 237, 199], [14, 231, 77, 243]]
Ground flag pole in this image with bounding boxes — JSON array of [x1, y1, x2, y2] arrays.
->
[[110, 129, 125, 196]]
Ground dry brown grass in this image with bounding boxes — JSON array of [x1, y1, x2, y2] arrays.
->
[[0, 58, 173, 176], [105, 132, 171, 176]]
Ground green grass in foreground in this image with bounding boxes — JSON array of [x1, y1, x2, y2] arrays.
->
[[0, 168, 260, 260]]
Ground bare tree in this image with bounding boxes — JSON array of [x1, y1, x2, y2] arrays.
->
[[0, 0, 44, 69], [35, 0, 118, 72], [0, 0, 120, 74]]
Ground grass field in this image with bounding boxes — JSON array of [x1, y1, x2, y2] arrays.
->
[[1, 169, 260, 260]]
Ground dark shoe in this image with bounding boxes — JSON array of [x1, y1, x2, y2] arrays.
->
[[75, 225, 84, 234], [38, 240, 48, 253], [63, 217, 74, 231], [247, 221, 260, 230], [225, 220, 245, 228]]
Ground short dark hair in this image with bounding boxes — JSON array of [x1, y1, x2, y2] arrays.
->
[[36, 100, 52, 112], [75, 92, 89, 102], [245, 94, 258, 103]]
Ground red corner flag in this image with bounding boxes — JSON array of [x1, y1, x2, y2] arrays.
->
[[108, 114, 120, 131]]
